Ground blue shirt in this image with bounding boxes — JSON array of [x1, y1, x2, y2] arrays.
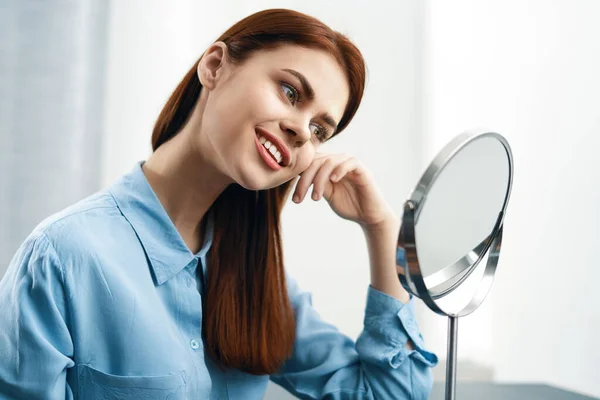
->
[[0, 162, 437, 400]]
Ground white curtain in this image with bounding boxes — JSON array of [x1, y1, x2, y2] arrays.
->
[[0, 0, 109, 276]]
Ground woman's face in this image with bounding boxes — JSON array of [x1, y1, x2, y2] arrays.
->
[[196, 43, 350, 191]]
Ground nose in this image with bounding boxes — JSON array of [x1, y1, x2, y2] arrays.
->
[[280, 118, 311, 147]]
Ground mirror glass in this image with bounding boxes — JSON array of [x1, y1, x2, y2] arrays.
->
[[413, 136, 510, 297]]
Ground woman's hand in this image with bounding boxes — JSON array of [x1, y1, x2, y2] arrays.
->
[[293, 152, 410, 304], [292, 153, 395, 229]]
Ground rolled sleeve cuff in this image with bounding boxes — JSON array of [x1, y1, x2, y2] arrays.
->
[[362, 285, 438, 368]]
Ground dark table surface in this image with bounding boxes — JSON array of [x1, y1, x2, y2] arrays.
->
[[430, 383, 598, 400]]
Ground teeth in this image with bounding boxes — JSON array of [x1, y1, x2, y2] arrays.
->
[[258, 135, 283, 165]]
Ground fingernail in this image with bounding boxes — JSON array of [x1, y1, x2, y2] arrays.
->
[[330, 174, 337, 182], [312, 192, 319, 201], [293, 195, 300, 203]]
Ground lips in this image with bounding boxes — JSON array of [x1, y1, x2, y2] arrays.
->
[[254, 127, 291, 167], [255, 135, 282, 171]]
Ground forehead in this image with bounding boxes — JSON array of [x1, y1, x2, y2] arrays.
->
[[245, 45, 350, 121]]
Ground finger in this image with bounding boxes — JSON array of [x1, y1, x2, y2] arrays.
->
[[292, 158, 327, 202], [312, 155, 354, 200], [329, 157, 360, 183], [287, 176, 300, 201], [312, 159, 336, 201]]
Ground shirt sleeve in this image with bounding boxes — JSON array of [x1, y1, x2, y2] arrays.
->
[[0, 232, 75, 399], [269, 275, 438, 400]]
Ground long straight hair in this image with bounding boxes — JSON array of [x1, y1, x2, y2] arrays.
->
[[151, 9, 366, 375]]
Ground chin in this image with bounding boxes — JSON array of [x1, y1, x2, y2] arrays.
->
[[235, 170, 273, 191], [236, 169, 290, 191]]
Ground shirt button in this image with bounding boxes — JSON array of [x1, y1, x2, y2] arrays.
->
[[190, 339, 200, 350]]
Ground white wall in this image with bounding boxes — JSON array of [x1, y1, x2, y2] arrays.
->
[[421, 0, 600, 397], [102, 0, 198, 183]]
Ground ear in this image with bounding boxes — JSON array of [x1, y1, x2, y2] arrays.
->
[[197, 41, 228, 90]]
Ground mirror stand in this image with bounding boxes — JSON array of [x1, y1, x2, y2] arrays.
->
[[396, 130, 513, 400], [446, 315, 458, 400]]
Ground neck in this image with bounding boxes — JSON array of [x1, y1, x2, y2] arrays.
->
[[142, 98, 232, 252]]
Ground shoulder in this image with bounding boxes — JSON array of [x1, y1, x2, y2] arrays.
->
[[23, 189, 126, 267], [35, 189, 117, 231], [4, 189, 134, 296]]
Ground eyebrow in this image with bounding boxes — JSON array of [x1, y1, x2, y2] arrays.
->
[[281, 68, 339, 133]]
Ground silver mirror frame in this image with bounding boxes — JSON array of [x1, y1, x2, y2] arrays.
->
[[397, 129, 513, 317]]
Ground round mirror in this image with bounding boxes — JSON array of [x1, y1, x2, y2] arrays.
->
[[396, 130, 513, 316]]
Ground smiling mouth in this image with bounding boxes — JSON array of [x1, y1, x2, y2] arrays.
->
[[256, 133, 284, 165]]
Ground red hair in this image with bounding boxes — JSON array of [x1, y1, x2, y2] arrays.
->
[[152, 9, 366, 375]]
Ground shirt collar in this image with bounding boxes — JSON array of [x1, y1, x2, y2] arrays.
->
[[109, 161, 214, 285]]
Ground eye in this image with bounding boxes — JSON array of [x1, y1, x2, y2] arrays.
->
[[280, 82, 299, 104], [310, 124, 329, 142]]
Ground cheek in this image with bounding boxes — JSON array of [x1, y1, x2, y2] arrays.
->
[[252, 85, 288, 119], [210, 90, 252, 138], [214, 79, 284, 129]]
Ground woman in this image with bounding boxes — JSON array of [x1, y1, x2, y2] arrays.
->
[[0, 8, 437, 400]]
